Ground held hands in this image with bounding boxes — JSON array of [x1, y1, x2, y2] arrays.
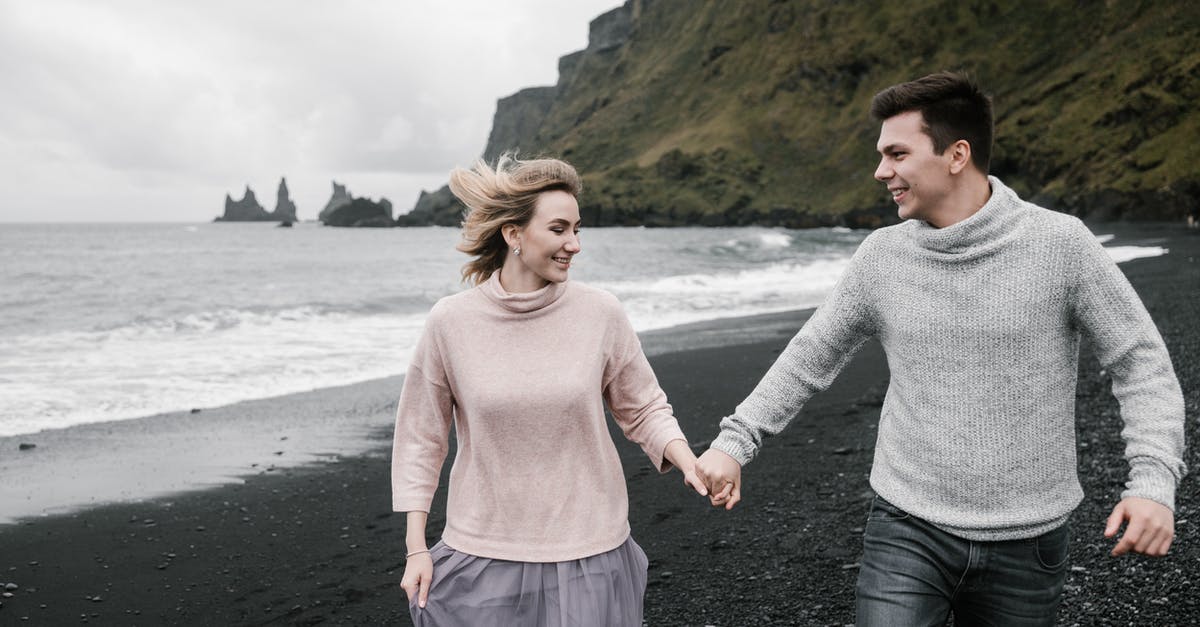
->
[[1105, 496, 1175, 557], [400, 550, 433, 608], [694, 448, 742, 510]]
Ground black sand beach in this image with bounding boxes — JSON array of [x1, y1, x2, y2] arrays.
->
[[1, 223, 1196, 626]]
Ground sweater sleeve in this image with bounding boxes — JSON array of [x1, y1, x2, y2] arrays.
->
[[391, 318, 455, 513], [602, 301, 688, 473], [1069, 223, 1186, 511], [710, 236, 878, 465]]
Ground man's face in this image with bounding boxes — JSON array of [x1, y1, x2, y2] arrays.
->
[[874, 110, 955, 223]]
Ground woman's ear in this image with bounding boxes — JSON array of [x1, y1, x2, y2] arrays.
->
[[501, 223, 520, 249]]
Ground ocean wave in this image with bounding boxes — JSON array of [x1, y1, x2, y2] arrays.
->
[[1105, 245, 1168, 264], [84, 297, 439, 335], [595, 258, 850, 331], [0, 309, 429, 437]]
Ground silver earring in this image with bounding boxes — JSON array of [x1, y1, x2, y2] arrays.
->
[[513, 246, 521, 256]]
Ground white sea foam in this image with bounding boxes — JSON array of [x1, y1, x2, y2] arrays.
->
[[0, 308, 428, 437], [1092, 233, 1168, 263], [1105, 245, 1168, 263], [597, 257, 851, 332], [757, 232, 794, 248]]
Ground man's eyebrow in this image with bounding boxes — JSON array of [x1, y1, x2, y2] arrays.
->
[[878, 143, 908, 155]]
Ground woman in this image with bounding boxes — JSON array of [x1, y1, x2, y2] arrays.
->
[[391, 154, 706, 626]]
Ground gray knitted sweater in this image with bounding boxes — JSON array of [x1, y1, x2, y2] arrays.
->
[[711, 177, 1186, 541]]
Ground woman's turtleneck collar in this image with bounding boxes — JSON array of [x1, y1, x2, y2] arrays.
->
[[480, 269, 568, 313], [909, 176, 1026, 254]]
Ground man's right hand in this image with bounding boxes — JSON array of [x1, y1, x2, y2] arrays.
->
[[695, 448, 743, 510]]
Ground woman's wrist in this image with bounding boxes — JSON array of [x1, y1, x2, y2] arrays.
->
[[664, 438, 697, 472]]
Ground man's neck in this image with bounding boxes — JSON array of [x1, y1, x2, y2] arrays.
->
[[928, 173, 993, 229]]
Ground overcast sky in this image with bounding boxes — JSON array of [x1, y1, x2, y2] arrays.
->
[[0, 0, 620, 222]]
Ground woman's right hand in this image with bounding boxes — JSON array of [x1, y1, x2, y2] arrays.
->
[[400, 551, 434, 608]]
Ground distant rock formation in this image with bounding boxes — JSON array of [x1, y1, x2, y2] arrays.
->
[[273, 178, 298, 222], [395, 186, 464, 227], [318, 182, 353, 223], [216, 186, 271, 221], [323, 197, 395, 227], [315, 181, 395, 227], [216, 177, 298, 222]]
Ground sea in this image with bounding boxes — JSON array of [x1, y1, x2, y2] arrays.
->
[[0, 222, 1167, 439]]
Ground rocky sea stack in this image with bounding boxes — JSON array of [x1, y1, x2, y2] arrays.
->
[[402, 0, 1200, 227], [318, 181, 395, 227], [216, 177, 298, 222]]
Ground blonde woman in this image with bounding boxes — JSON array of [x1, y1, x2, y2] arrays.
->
[[392, 154, 706, 625]]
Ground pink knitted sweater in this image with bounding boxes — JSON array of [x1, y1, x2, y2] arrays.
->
[[391, 271, 688, 562]]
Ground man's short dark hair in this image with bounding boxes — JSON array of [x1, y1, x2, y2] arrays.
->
[[870, 71, 993, 174]]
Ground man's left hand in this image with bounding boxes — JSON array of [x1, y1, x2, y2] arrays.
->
[[1104, 496, 1175, 557]]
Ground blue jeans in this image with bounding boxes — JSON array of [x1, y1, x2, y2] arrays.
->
[[856, 496, 1069, 627]]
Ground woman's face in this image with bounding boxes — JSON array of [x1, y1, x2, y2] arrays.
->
[[511, 190, 581, 285]]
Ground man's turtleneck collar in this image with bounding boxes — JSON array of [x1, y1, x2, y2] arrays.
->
[[480, 269, 568, 313], [909, 176, 1027, 254]]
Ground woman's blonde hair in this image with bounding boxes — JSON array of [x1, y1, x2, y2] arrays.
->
[[450, 153, 582, 285]]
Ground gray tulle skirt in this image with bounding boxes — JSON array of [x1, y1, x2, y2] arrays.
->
[[409, 535, 649, 626]]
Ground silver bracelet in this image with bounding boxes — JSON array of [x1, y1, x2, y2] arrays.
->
[[406, 549, 431, 558]]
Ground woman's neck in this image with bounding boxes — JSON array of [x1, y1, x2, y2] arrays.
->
[[497, 260, 550, 293]]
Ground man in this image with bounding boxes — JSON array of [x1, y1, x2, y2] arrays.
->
[[694, 72, 1186, 625]]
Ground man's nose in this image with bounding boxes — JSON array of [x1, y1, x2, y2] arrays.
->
[[874, 158, 892, 182]]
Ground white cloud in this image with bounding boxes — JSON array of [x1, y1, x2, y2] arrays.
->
[[0, 0, 619, 221]]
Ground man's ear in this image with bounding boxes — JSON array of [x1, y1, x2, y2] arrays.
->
[[948, 139, 972, 175]]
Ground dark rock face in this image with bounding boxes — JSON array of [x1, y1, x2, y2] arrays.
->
[[273, 178, 298, 222], [401, 3, 639, 227], [216, 178, 299, 222], [482, 87, 557, 163], [396, 185, 463, 227], [318, 182, 353, 223], [216, 186, 272, 222], [322, 197, 394, 228], [586, 2, 634, 52]]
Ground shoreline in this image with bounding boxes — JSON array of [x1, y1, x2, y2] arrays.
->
[[0, 221, 1194, 625], [0, 307, 812, 525]]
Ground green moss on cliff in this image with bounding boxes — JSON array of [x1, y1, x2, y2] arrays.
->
[[511, 0, 1200, 225]]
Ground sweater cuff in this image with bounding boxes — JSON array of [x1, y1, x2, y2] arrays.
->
[[1121, 459, 1178, 512], [710, 429, 756, 466], [392, 492, 434, 514]]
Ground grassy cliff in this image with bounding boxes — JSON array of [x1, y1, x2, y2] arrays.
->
[[414, 0, 1200, 227]]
